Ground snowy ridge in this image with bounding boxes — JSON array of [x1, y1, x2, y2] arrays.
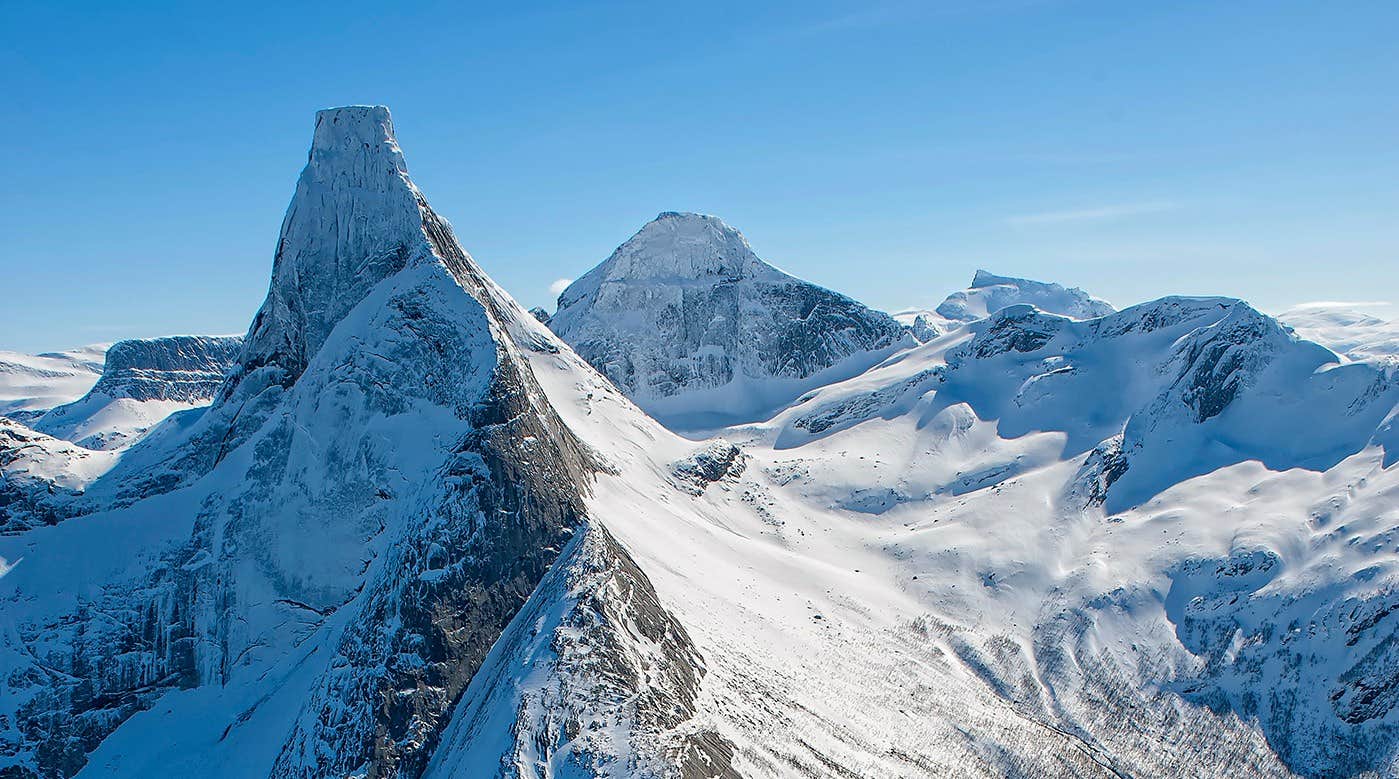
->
[[731, 293, 1399, 775], [549, 212, 910, 430], [0, 418, 119, 534], [1280, 304, 1399, 361], [945, 269, 1115, 321]]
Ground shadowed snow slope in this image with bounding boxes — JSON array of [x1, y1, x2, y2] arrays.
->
[[548, 212, 910, 431]]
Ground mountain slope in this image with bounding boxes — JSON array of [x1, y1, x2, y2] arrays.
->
[[548, 212, 910, 430], [1280, 304, 1399, 361], [737, 294, 1399, 775], [3, 105, 1399, 779]]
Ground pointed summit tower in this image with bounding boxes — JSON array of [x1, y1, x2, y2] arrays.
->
[[237, 106, 441, 388]]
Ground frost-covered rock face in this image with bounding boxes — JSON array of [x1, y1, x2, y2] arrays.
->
[[236, 105, 427, 390], [31, 335, 241, 450], [549, 212, 909, 429], [86, 336, 241, 403]]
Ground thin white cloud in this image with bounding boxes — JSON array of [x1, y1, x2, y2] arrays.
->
[[548, 278, 573, 299], [1005, 202, 1178, 226]]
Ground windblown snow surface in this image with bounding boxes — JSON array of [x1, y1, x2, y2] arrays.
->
[[2, 106, 1398, 779], [0, 346, 107, 422], [1279, 304, 1399, 362]]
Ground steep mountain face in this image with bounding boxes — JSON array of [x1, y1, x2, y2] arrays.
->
[[0, 346, 106, 423], [548, 212, 909, 429], [896, 269, 1116, 340], [32, 335, 241, 450], [0, 107, 725, 779]]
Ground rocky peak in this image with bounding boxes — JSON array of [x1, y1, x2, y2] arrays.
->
[[560, 212, 781, 305], [235, 105, 435, 390], [1165, 301, 1312, 422], [548, 213, 908, 428]]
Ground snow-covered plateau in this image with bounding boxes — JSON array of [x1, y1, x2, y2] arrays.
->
[[2, 106, 1397, 779]]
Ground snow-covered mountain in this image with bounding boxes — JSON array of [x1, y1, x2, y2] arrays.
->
[[31, 335, 242, 450], [896, 269, 1116, 340], [0, 418, 119, 534], [1279, 304, 1399, 361], [2, 105, 1398, 779], [0, 106, 726, 779], [0, 345, 106, 423], [548, 212, 910, 430]]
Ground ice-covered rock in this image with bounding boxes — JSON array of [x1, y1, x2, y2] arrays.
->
[[549, 212, 910, 429]]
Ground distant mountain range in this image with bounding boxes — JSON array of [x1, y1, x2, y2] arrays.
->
[[2, 106, 1397, 779]]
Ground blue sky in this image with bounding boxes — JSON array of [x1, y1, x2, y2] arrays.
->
[[2, 0, 1396, 352]]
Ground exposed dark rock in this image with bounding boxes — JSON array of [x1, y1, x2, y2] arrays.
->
[[672, 440, 747, 495]]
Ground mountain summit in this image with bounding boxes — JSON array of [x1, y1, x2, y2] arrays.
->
[[549, 212, 909, 429], [560, 211, 781, 286], [0, 108, 730, 778], [235, 106, 428, 390]]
